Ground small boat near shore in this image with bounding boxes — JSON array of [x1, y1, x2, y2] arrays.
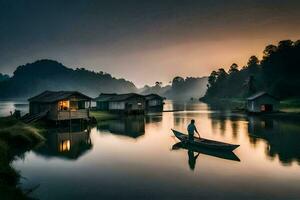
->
[[172, 129, 240, 151]]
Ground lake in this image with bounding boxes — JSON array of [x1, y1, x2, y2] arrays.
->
[[3, 101, 300, 199]]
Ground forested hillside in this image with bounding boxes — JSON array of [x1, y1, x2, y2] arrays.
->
[[0, 60, 137, 99], [202, 39, 300, 101]]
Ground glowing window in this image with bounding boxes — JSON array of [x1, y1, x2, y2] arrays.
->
[[59, 100, 69, 111], [261, 105, 266, 111], [59, 140, 70, 152]]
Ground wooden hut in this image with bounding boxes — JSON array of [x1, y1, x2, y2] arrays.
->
[[144, 94, 164, 112], [94, 93, 117, 111], [28, 91, 92, 121], [246, 92, 279, 113], [108, 93, 145, 114]]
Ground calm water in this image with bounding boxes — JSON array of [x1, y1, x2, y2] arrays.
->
[[0, 100, 29, 117], [6, 101, 300, 199]]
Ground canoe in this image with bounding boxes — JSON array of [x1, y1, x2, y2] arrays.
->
[[171, 129, 240, 151], [172, 142, 240, 162]]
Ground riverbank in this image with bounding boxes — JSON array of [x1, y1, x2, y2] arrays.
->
[[201, 97, 300, 113], [0, 116, 45, 199], [90, 111, 121, 121]]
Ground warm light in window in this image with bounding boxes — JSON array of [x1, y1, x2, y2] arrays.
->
[[59, 140, 70, 152], [59, 100, 69, 110], [261, 105, 265, 111]]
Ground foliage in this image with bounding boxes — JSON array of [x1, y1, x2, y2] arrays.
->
[[203, 39, 300, 101], [0, 116, 45, 199], [0, 73, 9, 82]]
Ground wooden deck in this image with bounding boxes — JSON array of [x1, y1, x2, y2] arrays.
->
[[56, 110, 89, 120]]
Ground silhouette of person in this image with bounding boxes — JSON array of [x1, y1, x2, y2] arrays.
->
[[188, 150, 200, 170], [187, 119, 201, 141]]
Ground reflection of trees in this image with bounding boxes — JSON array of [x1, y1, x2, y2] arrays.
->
[[97, 116, 145, 138], [34, 126, 92, 160], [209, 112, 245, 137], [248, 116, 300, 165]]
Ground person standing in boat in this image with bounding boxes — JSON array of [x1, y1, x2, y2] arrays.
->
[[187, 119, 201, 141]]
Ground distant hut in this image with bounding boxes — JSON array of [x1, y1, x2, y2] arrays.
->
[[108, 93, 145, 114], [246, 92, 279, 113], [94, 93, 117, 111], [144, 94, 164, 112], [28, 91, 92, 121]]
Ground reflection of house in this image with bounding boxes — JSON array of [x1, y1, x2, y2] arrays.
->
[[248, 116, 300, 165], [144, 94, 164, 112], [94, 93, 145, 114], [97, 117, 145, 138], [28, 91, 92, 121], [246, 92, 279, 113], [34, 128, 92, 160]]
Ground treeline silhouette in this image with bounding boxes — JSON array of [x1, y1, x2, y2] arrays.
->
[[0, 59, 137, 98], [202, 39, 300, 101], [0, 59, 208, 100], [140, 77, 208, 101], [0, 73, 9, 82]]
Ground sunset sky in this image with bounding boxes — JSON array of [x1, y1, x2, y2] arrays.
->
[[1, 0, 300, 87]]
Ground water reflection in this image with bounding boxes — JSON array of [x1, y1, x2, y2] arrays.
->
[[248, 116, 300, 165], [97, 116, 146, 138], [34, 125, 92, 160], [172, 142, 240, 171], [9, 101, 300, 200]]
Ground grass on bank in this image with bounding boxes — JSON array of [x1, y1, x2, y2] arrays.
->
[[0, 116, 45, 200], [90, 111, 119, 121]]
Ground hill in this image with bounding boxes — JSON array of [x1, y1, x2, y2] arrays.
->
[[0, 59, 137, 99]]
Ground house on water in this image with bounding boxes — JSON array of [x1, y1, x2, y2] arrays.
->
[[94, 93, 117, 111], [144, 94, 164, 112], [28, 91, 92, 121], [246, 92, 279, 113], [108, 93, 146, 114]]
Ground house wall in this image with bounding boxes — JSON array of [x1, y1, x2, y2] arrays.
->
[[29, 102, 57, 116], [108, 97, 145, 113], [247, 95, 279, 113], [30, 101, 89, 120], [96, 101, 109, 111], [109, 102, 125, 110], [148, 99, 163, 106]]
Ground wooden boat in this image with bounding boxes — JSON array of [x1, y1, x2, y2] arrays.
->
[[172, 142, 240, 162], [171, 129, 240, 151]]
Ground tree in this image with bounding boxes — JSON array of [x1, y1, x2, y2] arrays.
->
[[278, 40, 293, 50], [155, 81, 162, 87], [172, 76, 185, 90], [228, 63, 239, 74], [216, 68, 227, 81], [263, 45, 277, 57], [208, 70, 217, 87]]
